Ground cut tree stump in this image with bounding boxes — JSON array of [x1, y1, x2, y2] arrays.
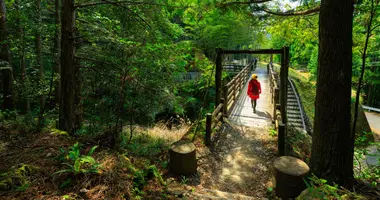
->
[[274, 156, 310, 199], [169, 140, 197, 175]]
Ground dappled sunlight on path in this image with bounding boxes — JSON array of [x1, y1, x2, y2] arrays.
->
[[194, 121, 277, 198]]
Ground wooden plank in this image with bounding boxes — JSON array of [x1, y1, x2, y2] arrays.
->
[[228, 89, 235, 101], [212, 103, 224, 117], [222, 49, 283, 55], [212, 112, 223, 129]]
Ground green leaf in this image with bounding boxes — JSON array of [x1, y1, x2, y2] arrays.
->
[[80, 156, 96, 164], [87, 146, 98, 156], [52, 169, 73, 176]]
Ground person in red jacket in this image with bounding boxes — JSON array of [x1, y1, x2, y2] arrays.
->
[[247, 74, 261, 113]]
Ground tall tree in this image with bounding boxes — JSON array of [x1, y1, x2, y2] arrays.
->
[[54, 0, 61, 105], [310, 0, 354, 187], [59, 0, 79, 134], [0, 0, 14, 110], [35, 0, 45, 110]]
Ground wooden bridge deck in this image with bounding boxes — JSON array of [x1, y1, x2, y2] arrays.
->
[[229, 64, 273, 127]]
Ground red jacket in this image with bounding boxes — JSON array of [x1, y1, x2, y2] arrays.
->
[[247, 79, 261, 100]]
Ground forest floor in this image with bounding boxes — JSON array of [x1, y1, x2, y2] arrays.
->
[[0, 122, 191, 200]]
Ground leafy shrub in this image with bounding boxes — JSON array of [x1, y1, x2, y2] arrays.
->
[[303, 175, 340, 199], [125, 133, 168, 157], [54, 143, 100, 176], [132, 165, 166, 197]]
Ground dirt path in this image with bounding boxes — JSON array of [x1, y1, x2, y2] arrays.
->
[[192, 122, 277, 198]]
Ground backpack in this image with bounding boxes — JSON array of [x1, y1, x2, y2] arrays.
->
[[250, 80, 259, 95]]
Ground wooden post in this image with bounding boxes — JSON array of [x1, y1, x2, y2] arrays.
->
[[273, 89, 280, 123], [233, 78, 237, 101], [284, 46, 289, 125], [270, 53, 273, 64], [205, 113, 212, 146], [278, 123, 286, 156], [215, 48, 223, 106], [280, 47, 286, 125], [275, 88, 280, 105], [223, 86, 228, 116], [220, 98, 225, 121]]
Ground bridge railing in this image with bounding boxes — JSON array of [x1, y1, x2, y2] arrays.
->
[[268, 62, 286, 156], [204, 63, 252, 146], [224, 63, 252, 116]]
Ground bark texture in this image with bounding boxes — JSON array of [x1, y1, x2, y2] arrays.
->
[[54, 0, 61, 105], [310, 0, 354, 187], [59, 0, 80, 134]]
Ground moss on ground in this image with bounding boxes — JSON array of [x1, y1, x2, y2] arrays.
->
[[0, 164, 38, 191]]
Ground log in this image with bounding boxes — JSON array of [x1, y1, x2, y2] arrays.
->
[[274, 156, 310, 199], [169, 140, 197, 175]]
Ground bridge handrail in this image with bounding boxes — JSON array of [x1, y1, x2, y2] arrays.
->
[[223, 63, 252, 116], [362, 105, 380, 113], [204, 63, 252, 146], [287, 78, 307, 130]]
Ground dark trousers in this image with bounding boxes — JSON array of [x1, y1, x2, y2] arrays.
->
[[251, 99, 257, 110]]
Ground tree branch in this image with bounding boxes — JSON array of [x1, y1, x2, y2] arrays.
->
[[75, 0, 168, 8], [76, 56, 115, 65], [258, 5, 320, 16], [221, 0, 272, 5], [370, 23, 380, 33], [100, 0, 151, 29]]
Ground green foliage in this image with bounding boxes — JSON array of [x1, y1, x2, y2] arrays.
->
[[355, 131, 375, 147], [53, 143, 100, 176], [132, 164, 166, 197], [0, 164, 37, 191], [125, 133, 168, 157], [269, 128, 277, 137], [180, 176, 188, 185], [354, 142, 380, 187], [303, 175, 340, 199]]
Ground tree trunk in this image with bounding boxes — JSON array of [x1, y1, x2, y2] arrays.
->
[[59, 0, 79, 134], [14, 0, 30, 113], [310, 0, 354, 187], [54, 0, 61, 105], [35, 0, 45, 111], [0, 0, 14, 110]]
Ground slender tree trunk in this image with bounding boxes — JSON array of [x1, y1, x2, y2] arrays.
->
[[310, 0, 354, 187], [0, 0, 14, 110], [54, 0, 61, 105], [35, 0, 45, 111], [59, 0, 79, 134], [353, 0, 377, 136], [15, 0, 30, 113]]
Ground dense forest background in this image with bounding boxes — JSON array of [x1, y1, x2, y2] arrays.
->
[[1, 0, 380, 199]]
